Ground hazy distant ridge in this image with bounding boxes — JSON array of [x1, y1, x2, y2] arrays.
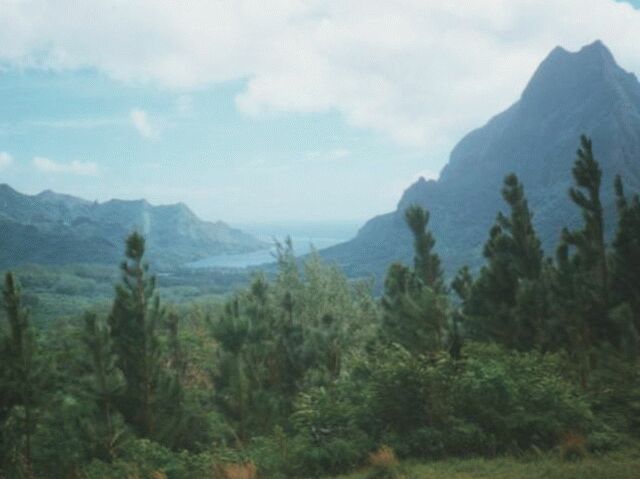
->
[[0, 184, 265, 268]]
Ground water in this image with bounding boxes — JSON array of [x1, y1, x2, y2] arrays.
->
[[187, 221, 361, 269]]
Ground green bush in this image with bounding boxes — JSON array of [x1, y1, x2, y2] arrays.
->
[[587, 349, 640, 437], [289, 434, 368, 477], [441, 420, 496, 457], [450, 343, 594, 452], [292, 342, 595, 464], [81, 439, 214, 479], [285, 384, 373, 476]]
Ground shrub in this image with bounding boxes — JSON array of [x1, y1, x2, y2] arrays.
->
[[441, 420, 496, 457], [587, 425, 626, 453], [587, 349, 640, 437], [450, 343, 594, 452], [285, 383, 373, 475], [287, 434, 368, 478], [81, 439, 214, 479]]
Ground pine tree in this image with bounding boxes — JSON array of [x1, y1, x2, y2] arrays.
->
[[81, 312, 127, 460], [558, 136, 611, 344], [155, 310, 190, 449], [381, 205, 447, 354], [499, 174, 544, 279], [465, 174, 546, 349], [1, 272, 41, 475], [449, 266, 474, 359], [404, 205, 445, 293], [552, 243, 595, 386], [560, 135, 609, 309], [609, 175, 640, 354], [212, 294, 253, 442], [108, 232, 163, 437], [549, 136, 615, 385], [451, 266, 473, 304]]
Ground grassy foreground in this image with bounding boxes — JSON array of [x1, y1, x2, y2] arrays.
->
[[330, 449, 640, 479]]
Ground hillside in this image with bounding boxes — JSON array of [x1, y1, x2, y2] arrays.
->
[[0, 184, 266, 268], [322, 40, 640, 280]]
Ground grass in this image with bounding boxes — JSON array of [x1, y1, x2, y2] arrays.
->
[[330, 448, 640, 479]]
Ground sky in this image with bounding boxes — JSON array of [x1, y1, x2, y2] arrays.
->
[[0, 0, 639, 224]]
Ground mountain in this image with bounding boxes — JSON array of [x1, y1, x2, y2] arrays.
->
[[0, 185, 266, 268], [323, 40, 640, 280]]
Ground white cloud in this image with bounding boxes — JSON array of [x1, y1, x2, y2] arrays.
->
[[0, 1, 639, 151], [129, 108, 159, 139], [32, 156, 99, 176], [0, 152, 13, 170]]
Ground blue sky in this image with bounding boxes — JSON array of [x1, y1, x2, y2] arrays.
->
[[0, 0, 639, 224], [0, 64, 433, 223]]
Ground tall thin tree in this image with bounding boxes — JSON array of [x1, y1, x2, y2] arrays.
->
[[559, 135, 611, 342], [81, 312, 127, 460], [1, 273, 40, 475], [465, 174, 546, 349], [108, 232, 163, 437], [404, 205, 445, 293]]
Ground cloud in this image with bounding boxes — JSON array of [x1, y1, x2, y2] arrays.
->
[[0, 152, 13, 170], [0, 1, 639, 150], [32, 156, 99, 176], [129, 108, 159, 139]]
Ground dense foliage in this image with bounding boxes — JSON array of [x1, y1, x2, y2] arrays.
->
[[1, 136, 639, 478]]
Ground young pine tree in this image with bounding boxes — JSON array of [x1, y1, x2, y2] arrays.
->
[[557, 136, 612, 345], [81, 312, 128, 460], [155, 310, 198, 450], [450, 266, 474, 359], [108, 232, 163, 438], [0, 273, 43, 475], [405, 205, 445, 294], [550, 136, 615, 385], [381, 205, 447, 354], [609, 175, 640, 355], [560, 136, 609, 305], [465, 174, 547, 350]]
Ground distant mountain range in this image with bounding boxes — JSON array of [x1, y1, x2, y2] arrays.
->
[[0, 185, 266, 268], [323, 40, 640, 280]]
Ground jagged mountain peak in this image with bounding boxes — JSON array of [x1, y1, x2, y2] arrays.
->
[[521, 40, 634, 108], [546, 39, 614, 64], [438, 40, 640, 188], [323, 41, 640, 281], [578, 39, 615, 59], [398, 176, 436, 210]]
